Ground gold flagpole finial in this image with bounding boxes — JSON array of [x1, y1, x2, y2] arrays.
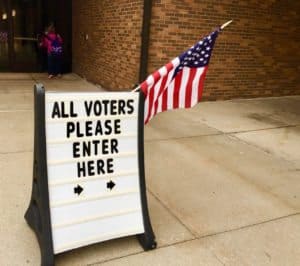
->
[[220, 20, 233, 30]]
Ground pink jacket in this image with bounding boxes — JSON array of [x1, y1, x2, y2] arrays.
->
[[41, 32, 63, 54]]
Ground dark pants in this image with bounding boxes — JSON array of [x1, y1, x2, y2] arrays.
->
[[48, 53, 62, 75]]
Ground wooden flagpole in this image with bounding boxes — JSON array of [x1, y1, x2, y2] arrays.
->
[[220, 20, 233, 30], [132, 85, 141, 93]]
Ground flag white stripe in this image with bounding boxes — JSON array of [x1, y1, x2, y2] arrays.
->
[[144, 95, 149, 121], [172, 57, 181, 68], [152, 61, 176, 115], [157, 65, 177, 113], [191, 68, 204, 107], [151, 66, 169, 118], [145, 73, 157, 122], [167, 57, 181, 111], [167, 79, 175, 110], [179, 67, 190, 108], [149, 77, 163, 121], [145, 74, 154, 88], [156, 93, 163, 114]]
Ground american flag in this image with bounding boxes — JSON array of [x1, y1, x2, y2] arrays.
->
[[140, 28, 220, 124]]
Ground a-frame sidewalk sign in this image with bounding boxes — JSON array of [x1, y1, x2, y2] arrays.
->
[[25, 84, 156, 266]]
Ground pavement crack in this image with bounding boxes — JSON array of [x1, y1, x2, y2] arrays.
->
[[229, 132, 298, 167], [195, 212, 300, 240], [213, 252, 226, 266]]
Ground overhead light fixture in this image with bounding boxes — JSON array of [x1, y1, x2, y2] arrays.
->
[[2, 13, 7, 20], [12, 9, 16, 17]]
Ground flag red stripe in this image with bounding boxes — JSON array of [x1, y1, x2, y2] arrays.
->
[[145, 84, 155, 124], [153, 74, 168, 115], [184, 68, 197, 108], [152, 70, 161, 83], [198, 67, 208, 102], [140, 81, 148, 97], [173, 70, 183, 108], [153, 62, 174, 115], [144, 70, 162, 123], [162, 88, 168, 111]]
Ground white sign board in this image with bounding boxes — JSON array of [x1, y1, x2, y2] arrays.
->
[[45, 92, 145, 254]]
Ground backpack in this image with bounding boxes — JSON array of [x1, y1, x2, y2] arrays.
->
[[47, 35, 63, 55]]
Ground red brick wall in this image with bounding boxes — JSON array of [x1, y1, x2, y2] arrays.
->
[[73, 0, 300, 99], [72, 0, 143, 90]]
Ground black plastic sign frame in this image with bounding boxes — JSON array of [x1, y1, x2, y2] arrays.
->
[[25, 84, 156, 266]]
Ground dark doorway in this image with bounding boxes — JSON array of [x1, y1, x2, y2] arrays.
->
[[0, 0, 71, 72], [43, 0, 72, 73]]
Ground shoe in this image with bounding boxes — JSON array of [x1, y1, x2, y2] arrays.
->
[[48, 75, 54, 79]]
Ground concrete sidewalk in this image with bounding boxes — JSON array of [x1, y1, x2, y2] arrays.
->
[[0, 73, 299, 266]]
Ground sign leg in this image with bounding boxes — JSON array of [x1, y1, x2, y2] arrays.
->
[[24, 84, 55, 266], [136, 91, 157, 251]]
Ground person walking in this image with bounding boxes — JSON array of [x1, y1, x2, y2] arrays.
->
[[40, 23, 63, 79]]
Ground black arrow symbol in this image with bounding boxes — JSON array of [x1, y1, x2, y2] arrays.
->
[[74, 184, 84, 195], [107, 180, 116, 190]]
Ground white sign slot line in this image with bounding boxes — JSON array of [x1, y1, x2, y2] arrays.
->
[[46, 94, 139, 103], [47, 151, 137, 165], [49, 170, 138, 186], [47, 133, 137, 144], [54, 227, 144, 254], [50, 189, 139, 208], [47, 114, 137, 123], [53, 208, 141, 229]]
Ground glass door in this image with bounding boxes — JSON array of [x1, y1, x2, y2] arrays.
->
[[11, 0, 40, 71], [0, 0, 41, 72], [0, 0, 10, 71]]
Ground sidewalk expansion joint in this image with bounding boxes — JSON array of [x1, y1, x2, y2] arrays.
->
[[145, 131, 224, 143], [0, 150, 33, 155], [0, 109, 33, 113], [195, 212, 300, 241], [75, 213, 300, 265], [147, 188, 198, 237], [87, 249, 145, 266], [145, 124, 300, 143], [227, 124, 300, 135]]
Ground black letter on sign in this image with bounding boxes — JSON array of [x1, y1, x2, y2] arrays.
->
[[114, 119, 121, 134], [84, 101, 93, 116], [77, 161, 86, 177], [107, 158, 114, 174], [127, 99, 135, 114], [97, 159, 105, 175], [66, 122, 75, 138], [111, 139, 119, 154], [118, 100, 126, 114], [110, 100, 117, 115], [70, 101, 78, 117], [73, 142, 80, 158], [104, 120, 112, 135], [51, 102, 61, 118]]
